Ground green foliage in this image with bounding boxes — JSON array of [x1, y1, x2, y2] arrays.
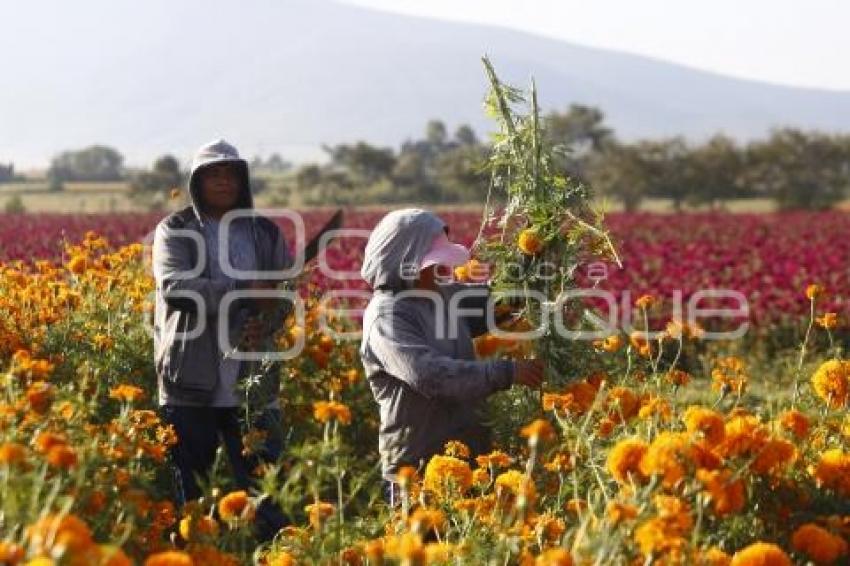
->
[[4, 194, 25, 214], [47, 145, 125, 188]]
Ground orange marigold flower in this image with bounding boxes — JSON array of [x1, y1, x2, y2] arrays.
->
[[607, 438, 649, 484], [791, 523, 848, 565], [109, 384, 146, 403], [806, 284, 824, 300], [698, 547, 732, 566], [777, 409, 809, 439], [816, 312, 839, 330], [179, 515, 219, 542], [67, 254, 89, 275], [544, 453, 573, 474], [696, 468, 746, 516], [811, 449, 850, 496], [635, 294, 656, 310], [812, 360, 850, 408], [143, 550, 194, 566], [606, 501, 638, 525], [312, 400, 352, 425], [476, 450, 513, 470], [0, 541, 24, 564], [218, 490, 254, 522], [606, 386, 640, 423], [26, 382, 53, 414], [534, 548, 573, 566], [0, 441, 27, 466], [639, 432, 693, 488], [750, 438, 796, 475], [46, 444, 77, 469], [667, 369, 691, 387], [520, 419, 556, 446], [683, 406, 726, 445], [423, 455, 472, 497], [729, 542, 791, 566], [34, 431, 67, 454], [27, 513, 94, 555], [517, 228, 544, 255]]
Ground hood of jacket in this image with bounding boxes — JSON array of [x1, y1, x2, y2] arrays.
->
[[360, 208, 447, 291], [188, 138, 254, 224]]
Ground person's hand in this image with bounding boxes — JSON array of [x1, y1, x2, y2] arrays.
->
[[514, 359, 545, 388], [241, 316, 266, 350]]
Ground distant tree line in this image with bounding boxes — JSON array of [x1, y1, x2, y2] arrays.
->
[[30, 108, 850, 210]]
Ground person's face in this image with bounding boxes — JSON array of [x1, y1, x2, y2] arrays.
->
[[199, 163, 241, 213]]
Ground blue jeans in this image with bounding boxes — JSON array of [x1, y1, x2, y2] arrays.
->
[[160, 405, 286, 541]]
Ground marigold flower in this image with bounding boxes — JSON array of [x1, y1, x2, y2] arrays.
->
[[26, 381, 53, 414], [816, 312, 839, 330], [520, 418, 556, 445], [640, 432, 693, 488], [750, 438, 796, 475], [698, 547, 732, 566], [423, 455, 472, 497], [806, 284, 824, 300], [683, 406, 726, 445], [178, 515, 219, 541], [476, 450, 512, 469], [443, 440, 470, 459], [0, 441, 27, 466], [312, 400, 353, 425], [812, 359, 850, 408], [218, 490, 254, 522], [45, 444, 77, 469], [0, 541, 24, 564], [606, 387, 640, 423], [494, 469, 536, 503], [27, 513, 93, 555], [143, 550, 194, 566], [606, 501, 638, 525], [777, 409, 809, 439], [472, 467, 490, 487], [534, 548, 573, 566], [791, 523, 848, 564], [729, 542, 791, 566], [607, 438, 648, 484], [384, 533, 425, 562], [811, 449, 850, 496], [109, 384, 146, 403], [696, 468, 746, 516], [409, 507, 446, 534], [635, 294, 656, 310], [518, 228, 544, 255], [667, 369, 691, 387]]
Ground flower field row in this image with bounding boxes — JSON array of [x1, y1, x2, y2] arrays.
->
[[1, 227, 850, 564]]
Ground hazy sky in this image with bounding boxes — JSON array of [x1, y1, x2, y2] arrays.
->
[[343, 0, 848, 91]]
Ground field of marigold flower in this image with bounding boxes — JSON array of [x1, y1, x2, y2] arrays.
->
[[1, 216, 850, 564]]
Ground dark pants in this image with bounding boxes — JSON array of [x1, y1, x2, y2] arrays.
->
[[160, 405, 287, 541]]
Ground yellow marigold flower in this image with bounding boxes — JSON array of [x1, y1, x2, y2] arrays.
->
[[806, 284, 824, 300], [495, 469, 536, 503], [791, 523, 848, 564], [472, 467, 490, 487], [423, 455, 472, 497], [696, 468, 746, 516], [520, 418, 556, 446], [607, 438, 648, 484], [178, 515, 219, 541], [777, 409, 809, 439], [0, 541, 24, 564], [683, 406, 726, 445], [535, 548, 573, 566], [750, 438, 796, 475], [812, 360, 850, 408], [633, 518, 688, 559], [218, 490, 254, 522], [425, 542, 456, 563], [593, 334, 624, 353], [305, 501, 335, 529], [639, 395, 672, 421], [729, 542, 791, 566], [143, 550, 194, 566], [108, 384, 146, 403], [312, 400, 353, 425], [444, 440, 470, 459], [817, 312, 839, 330], [606, 501, 638, 525], [363, 540, 384, 563], [718, 414, 767, 459], [518, 228, 544, 255], [0, 441, 27, 466]]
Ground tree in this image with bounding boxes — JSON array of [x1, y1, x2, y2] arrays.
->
[[586, 141, 649, 212], [684, 135, 744, 209], [324, 142, 396, 186], [454, 124, 478, 146], [426, 120, 448, 148], [544, 104, 612, 181], [47, 145, 125, 189], [129, 154, 185, 207], [0, 163, 14, 183], [742, 129, 850, 210]]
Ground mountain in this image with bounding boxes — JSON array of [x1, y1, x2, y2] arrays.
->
[[3, 0, 850, 167]]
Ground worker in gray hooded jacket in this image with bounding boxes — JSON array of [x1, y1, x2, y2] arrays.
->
[[152, 139, 290, 539], [360, 209, 544, 497]]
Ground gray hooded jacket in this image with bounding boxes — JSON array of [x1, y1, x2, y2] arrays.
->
[[359, 209, 516, 479], [152, 139, 291, 407]]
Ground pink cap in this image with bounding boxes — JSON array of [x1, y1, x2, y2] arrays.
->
[[420, 231, 470, 270]]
